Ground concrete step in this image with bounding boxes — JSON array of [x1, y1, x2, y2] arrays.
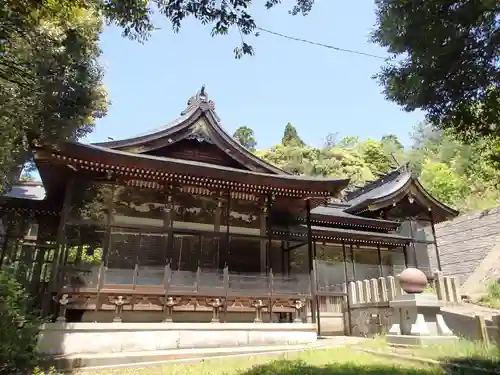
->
[[46, 337, 364, 371]]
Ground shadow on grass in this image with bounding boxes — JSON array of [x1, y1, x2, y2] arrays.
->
[[238, 359, 441, 375], [239, 357, 500, 375], [441, 357, 500, 373]]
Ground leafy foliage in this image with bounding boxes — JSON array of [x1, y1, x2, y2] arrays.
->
[[256, 122, 500, 212], [96, 0, 316, 58], [0, 268, 44, 375], [0, 1, 107, 191], [372, 0, 500, 141], [233, 126, 257, 151]]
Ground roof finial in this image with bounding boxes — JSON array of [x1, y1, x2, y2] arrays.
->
[[181, 85, 216, 116]]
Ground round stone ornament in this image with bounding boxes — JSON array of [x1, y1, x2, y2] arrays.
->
[[398, 267, 428, 294]]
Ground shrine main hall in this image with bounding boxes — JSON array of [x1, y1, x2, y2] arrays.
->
[[0, 88, 457, 336]]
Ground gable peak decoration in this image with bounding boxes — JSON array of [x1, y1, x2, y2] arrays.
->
[[186, 120, 213, 144], [181, 85, 218, 119]]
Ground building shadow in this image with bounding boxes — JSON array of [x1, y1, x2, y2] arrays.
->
[[239, 359, 433, 375], [238, 356, 500, 375], [440, 357, 500, 373]]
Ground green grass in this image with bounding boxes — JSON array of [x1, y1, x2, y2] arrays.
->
[[478, 282, 500, 309], [76, 347, 445, 375], [361, 335, 500, 372]]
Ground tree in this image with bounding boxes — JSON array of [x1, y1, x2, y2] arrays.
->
[[282, 123, 305, 147], [381, 134, 403, 151], [233, 126, 257, 151], [337, 136, 360, 149], [372, 1, 500, 141], [257, 124, 500, 212], [419, 159, 467, 207], [323, 132, 339, 148], [358, 139, 394, 174], [0, 1, 107, 191]]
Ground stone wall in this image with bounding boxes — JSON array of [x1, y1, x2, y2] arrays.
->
[[430, 207, 500, 295], [349, 304, 393, 337]]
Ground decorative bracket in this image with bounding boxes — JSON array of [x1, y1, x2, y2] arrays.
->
[[289, 299, 306, 323], [161, 296, 181, 322], [251, 299, 267, 323], [53, 294, 74, 322], [206, 298, 224, 323], [109, 295, 130, 323]]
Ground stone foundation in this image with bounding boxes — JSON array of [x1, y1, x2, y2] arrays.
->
[[38, 322, 317, 356]]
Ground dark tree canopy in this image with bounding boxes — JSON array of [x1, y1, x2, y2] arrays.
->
[[233, 126, 257, 151], [372, 0, 500, 141], [282, 123, 305, 147]]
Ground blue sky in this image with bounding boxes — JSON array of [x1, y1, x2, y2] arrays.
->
[[87, 1, 424, 149]]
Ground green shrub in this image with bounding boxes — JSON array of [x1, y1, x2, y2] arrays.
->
[[478, 280, 500, 309], [0, 268, 44, 375]]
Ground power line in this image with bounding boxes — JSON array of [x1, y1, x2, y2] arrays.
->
[[256, 27, 387, 60]]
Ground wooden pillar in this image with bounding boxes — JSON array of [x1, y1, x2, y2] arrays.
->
[[377, 244, 383, 277], [313, 238, 320, 333], [430, 211, 442, 271], [305, 199, 317, 325], [342, 241, 352, 335], [266, 194, 273, 274], [214, 198, 222, 270], [280, 241, 285, 275], [224, 189, 231, 268], [350, 244, 356, 280], [101, 183, 116, 266], [408, 220, 418, 268], [31, 247, 46, 297], [44, 176, 74, 315], [259, 201, 267, 274], [164, 194, 174, 265]]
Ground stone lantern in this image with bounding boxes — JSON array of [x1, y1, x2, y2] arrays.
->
[[387, 268, 457, 346]]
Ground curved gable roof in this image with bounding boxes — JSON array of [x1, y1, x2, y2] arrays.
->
[[94, 88, 288, 175], [344, 164, 459, 222]]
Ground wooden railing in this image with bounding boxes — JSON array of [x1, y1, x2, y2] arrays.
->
[[51, 264, 315, 323], [347, 271, 462, 306], [59, 263, 311, 297]]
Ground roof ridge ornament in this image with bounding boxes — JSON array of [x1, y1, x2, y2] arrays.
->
[[181, 86, 216, 116]]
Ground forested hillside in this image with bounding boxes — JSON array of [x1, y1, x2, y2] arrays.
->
[[234, 123, 500, 213]]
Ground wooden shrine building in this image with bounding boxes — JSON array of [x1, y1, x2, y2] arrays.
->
[[0, 88, 458, 328]]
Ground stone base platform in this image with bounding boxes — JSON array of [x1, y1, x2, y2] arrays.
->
[[38, 322, 317, 358], [44, 344, 309, 371]]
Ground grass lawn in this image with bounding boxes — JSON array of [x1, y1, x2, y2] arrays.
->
[[361, 336, 500, 372], [78, 347, 446, 375]]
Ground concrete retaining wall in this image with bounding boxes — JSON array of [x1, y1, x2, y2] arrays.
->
[[431, 207, 500, 291], [37, 322, 317, 356]]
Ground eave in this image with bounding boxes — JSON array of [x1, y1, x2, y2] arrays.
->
[[34, 142, 350, 200], [273, 225, 411, 246], [0, 197, 60, 216], [310, 205, 400, 231]]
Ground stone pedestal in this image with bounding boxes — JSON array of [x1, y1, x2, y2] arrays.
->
[[387, 293, 458, 346]]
